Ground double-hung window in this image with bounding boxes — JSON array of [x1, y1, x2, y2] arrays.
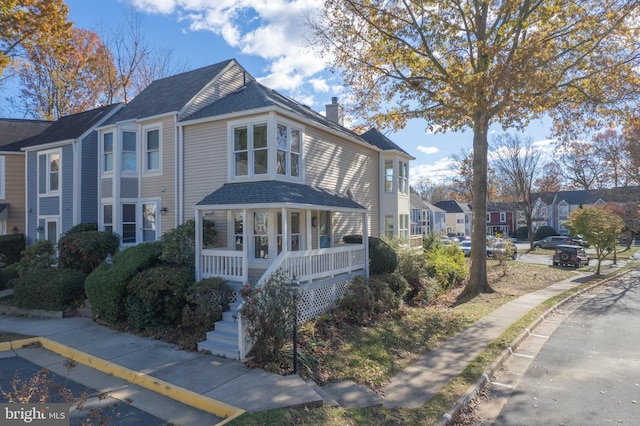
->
[[122, 131, 137, 172], [38, 151, 60, 194], [384, 160, 393, 192], [103, 132, 113, 172], [233, 123, 268, 176], [276, 123, 301, 177], [144, 128, 160, 173], [399, 161, 408, 194]]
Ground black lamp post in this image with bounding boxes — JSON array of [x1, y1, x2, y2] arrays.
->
[[290, 275, 299, 375]]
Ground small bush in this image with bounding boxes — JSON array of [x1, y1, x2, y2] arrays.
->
[[65, 223, 98, 234], [57, 231, 120, 273], [337, 275, 401, 324], [13, 268, 86, 311], [0, 234, 25, 266], [395, 246, 428, 300], [412, 276, 444, 305], [378, 271, 409, 300], [515, 226, 529, 240], [84, 242, 162, 324], [425, 244, 467, 291], [534, 226, 557, 240], [181, 277, 233, 330], [239, 271, 297, 364], [15, 240, 55, 277], [126, 265, 193, 331], [369, 236, 398, 275], [159, 219, 216, 267]]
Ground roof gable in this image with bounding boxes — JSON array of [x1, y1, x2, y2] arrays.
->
[[102, 59, 240, 125], [434, 200, 471, 213], [360, 128, 411, 157]]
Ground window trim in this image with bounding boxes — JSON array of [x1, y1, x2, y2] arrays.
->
[[121, 130, 138, 174], [37, 149, 62, 196], [500, 212, 506, 222], [143, 125, 162, 175], [102, 131, 114, 174], [384, 160, 394, 193], [399, 161, 408, 195]]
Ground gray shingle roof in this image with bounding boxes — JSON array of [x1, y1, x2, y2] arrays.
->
[[360, 128, 411, 156], [102, 60, 234, 125], [0, 119, 52, 151], [197, 180, 366, 211], [3, 104, 121, 150], [16, 105, 120, 147], [434, 200, 472, 213]]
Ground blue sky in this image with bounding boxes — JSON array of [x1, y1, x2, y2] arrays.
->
[[7, 0, 556, 185]]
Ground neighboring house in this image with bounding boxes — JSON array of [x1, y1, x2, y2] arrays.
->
[[18, 104, 122, 246], [0, 119, 52, 235], [94, 59, 413, 359], [410, 193, 446, 235], [434, 200, 472, 236], [532, 187, 640, 234], [486, 202, 520, 237]]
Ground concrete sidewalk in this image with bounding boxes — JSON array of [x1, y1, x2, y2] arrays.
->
[[0, 269, 618, 423]]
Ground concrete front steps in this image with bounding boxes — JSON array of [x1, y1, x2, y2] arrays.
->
[[197, 300, 243, 360]]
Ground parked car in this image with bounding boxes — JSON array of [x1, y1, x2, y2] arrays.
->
[[460, 241, 471, 257], [486, 241, 518, 260], [552, 244, 590, 267], [533, 235, 573, 249], [569, 235, 590, 248]]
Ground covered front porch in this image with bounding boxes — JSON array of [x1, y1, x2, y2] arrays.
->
[[194, 180, 370, 287]]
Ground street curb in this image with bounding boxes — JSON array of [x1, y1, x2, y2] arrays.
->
[[437, 267, 635, 426], [0, 336, 245, 424]]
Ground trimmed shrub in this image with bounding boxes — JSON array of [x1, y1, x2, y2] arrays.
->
[[15, 240, 54, 277], [65, 223, 98, 234], [337, 275, 401, 325], [0, 263, 20, 290], [84, 242, 162, 324], [58, 231, 120, 273], [125, 265, 193, 331], [515, 226, 529, 240], [378, 271, 409, 300], [369, 236, 398, 275], [425, 244, 467, 291], [0, 234, 25, 266], [159, 219, 216, 267], [395, 246, 428, 300], [181, 277, 233, 331], [342, 235, 362, 244], [534, 225, 557, 240], [239, 271, 297, 364], [13, 268, 86, 311]]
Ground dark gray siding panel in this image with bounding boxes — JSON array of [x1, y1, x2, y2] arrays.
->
[[102, 178, 112, 198], [81, 132, 98, 223], [62, 144, 73, 232], [27, 152, 37, 244], [39, 196, 59, 216], [121, 178, 138, 198]]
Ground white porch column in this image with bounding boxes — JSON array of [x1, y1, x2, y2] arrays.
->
[[195, 208, 202, 281], [281, 206, 288, 255], [242, 208, 248, 281], [363, 211, 369, 279]]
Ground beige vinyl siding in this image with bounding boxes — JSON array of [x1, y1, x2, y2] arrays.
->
[[139, 116, 176, 235], [304, 126, 380, 239], [183, 121, 228, 221], [181, 63, 253, 119], [3, 154, 26, 233]]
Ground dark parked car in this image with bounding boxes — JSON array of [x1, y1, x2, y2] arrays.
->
[[552, 244, 590, 267], [486, 241, 517, 260], [533, 235, 573, 249]]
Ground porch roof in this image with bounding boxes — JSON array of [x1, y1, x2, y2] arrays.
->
[[196, 180, 366, 212]]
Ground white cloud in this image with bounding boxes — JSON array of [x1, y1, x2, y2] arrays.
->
[[126, 0, 327, 98], [410, 158, 457, 186], [417, 145, 439, 155]]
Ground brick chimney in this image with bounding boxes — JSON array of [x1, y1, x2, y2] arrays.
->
[[325, 97, 343, 126]]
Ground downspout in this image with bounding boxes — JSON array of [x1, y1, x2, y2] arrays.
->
[[175, 116, 183, 227], [364, 211, 369, 279], [73, 140, 80, 226]]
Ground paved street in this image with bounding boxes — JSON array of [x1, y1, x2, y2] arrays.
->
[[478, 268, 640, 425]]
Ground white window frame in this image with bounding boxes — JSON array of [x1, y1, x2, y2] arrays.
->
[[231, 120, 269, 178], [102, 131, 114, 174], [399, 161, 408, 195], [0, 156, 5, 199], [141, 200, 159, 242], [102, 204, 113, 233], [121, 202, 137, 245], [500, 212, 506, 222], [384, 160, 394, 192], [486, 213, 491, 222], [276, 122, 302, 178], [121, 130, 138, 173], [143, 125, 162, 175], [385, 215, 394, 238], [37, 149, 61, 196]]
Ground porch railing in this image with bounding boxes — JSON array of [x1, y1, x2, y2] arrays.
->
[[200, 249, 245, 281]]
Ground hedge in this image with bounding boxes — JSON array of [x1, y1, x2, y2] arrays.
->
[[84, 242, 162, 324], [58, 230, 120, 273], [13, 268, 86, 311], [0, 234, 25, 266]]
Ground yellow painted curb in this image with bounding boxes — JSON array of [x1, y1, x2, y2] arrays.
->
[[3, 337, 245, 423]]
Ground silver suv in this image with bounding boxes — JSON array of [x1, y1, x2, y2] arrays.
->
[[533, 235, 572, 249]]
